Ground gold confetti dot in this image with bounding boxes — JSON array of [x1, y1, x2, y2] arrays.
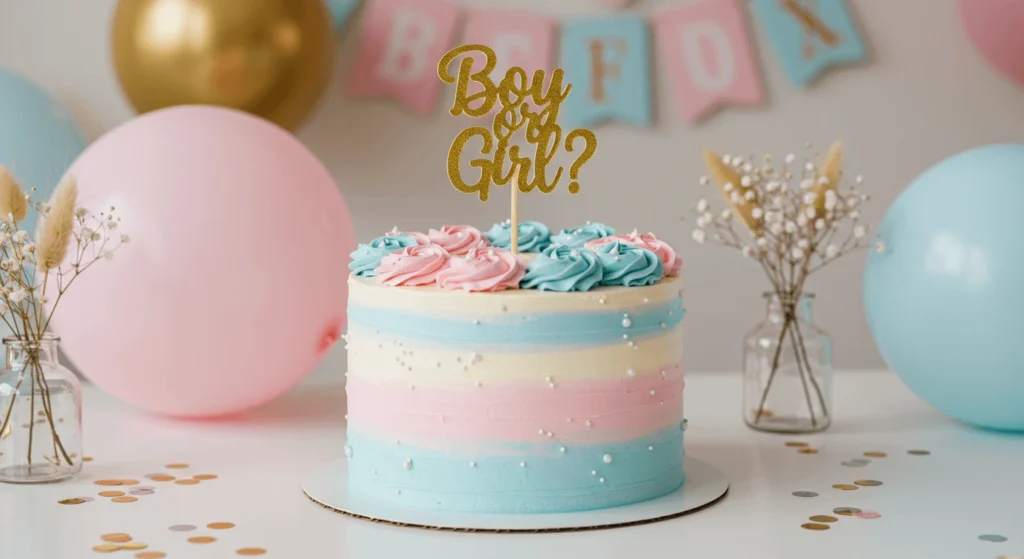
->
[[135, 553, 166, 559], [98, 491, 125, 498], [784, 441, 809, 448], [119, 542, 148, 550], [166, 463, 189, 469], [797, 448, 819, 454], [175, 479, 200, 486], [801, 523, 830, 531], [237, 548, 267, 556], [58, 498, 86, 505], [833, 507, 862, 516], [150, 475, 175, 482], [863, 451, 887, 458], [112, 496, 138, 503], [208, 522, 235, 530], [832, 484, 859, 491], [119, 479, 140, 486], [193, 474, 218, 480], [101, 534, 132, 543], [854, 479, 883, 487], [188, 536, 217, 544], [95, 480, 123, 486], [809, 515, 838, 523], [83, 456, 94, 462], [93, 544, 120, 552], [907, 449, 931, 456]]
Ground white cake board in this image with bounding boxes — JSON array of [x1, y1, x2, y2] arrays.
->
[[302, 456, 728, 532]]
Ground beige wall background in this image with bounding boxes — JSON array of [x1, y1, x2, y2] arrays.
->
[[1, 0, 1021, 378]]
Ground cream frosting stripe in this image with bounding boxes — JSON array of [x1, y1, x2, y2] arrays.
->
[[348, 274, 684, 315]]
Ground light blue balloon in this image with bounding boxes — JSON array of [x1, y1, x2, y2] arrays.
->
[[0, 68, 86, 236], [864, 144, 1024, 431]]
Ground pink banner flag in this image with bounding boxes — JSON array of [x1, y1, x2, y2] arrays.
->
[[460, 9, 556, 116], [348, 0, 461, 114], [654, 0, 764, 123]]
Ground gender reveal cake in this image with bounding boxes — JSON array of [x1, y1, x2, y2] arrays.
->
[[343, 221, 686, 514]]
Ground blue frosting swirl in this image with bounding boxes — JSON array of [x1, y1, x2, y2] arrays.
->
[[484, 220, 551, 253], [348, 234, 418, 277], [593, 240, 664, 287], [520, 245, 604, 292], [551, 222, 616, 249]]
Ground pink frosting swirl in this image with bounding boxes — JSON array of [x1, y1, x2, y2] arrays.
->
[[426, 225, 491, 256], [436, 247, 525, 292], [386, 227, 429, 245], [585, 230, 682, 276], [374, 244, 451, 286]]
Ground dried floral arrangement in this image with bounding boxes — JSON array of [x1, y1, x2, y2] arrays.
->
[[0, 166, 127, 469], [689, 142, 873, 428]]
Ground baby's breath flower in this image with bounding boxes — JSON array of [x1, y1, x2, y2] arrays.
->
[[8, 288, 28, 303], [825, 245, 840, 258], [720, 209, 733, 220], [696, 199, 709, 213], [120, 234, 130, 243], [741, 245, 755, 258], [853, 225, 866, 238], [691, 229, 706, 244], [785, 154, 796, 164]]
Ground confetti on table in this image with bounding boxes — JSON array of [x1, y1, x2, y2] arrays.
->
[[193, 474, 218, 480], [189, 536, 217, 544], [112, 496, 138, 503], [166, 463, 190, 469], [175, 479, 200, 486], [150, 475, 175, 482], [129, 488, 155, 496], [58, 498, 87, 505], [237, 548, 268, 556], [980, 534, 1009, 543], [854, 479, 883, 487], [135, 553, 166, 559], [120, 542, 149, 550], [907, 449, 931, 456], [809, 515, 838, 523], [168, 525, 197, 532], [208, 522, 236, 530], [841, 458, 870, 467], [95, 480, 123, 486], [791, 491, 818, 498], [832, 484, 859, 491], [119, 479, 140, 486], [784, 441, 809, 447], [797, 448, 819, 454], [98, 491, 125, 498], [863, 451, 887, 458], [100, 534, 132, 543], [800, 523, 830, 531], [83, 456, 94, 462], [856, 510, 882, 519], [833, 507, 862, 516], [92, 544, 120, 552]]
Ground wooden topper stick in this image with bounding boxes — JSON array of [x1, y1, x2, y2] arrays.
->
[[510, 166, 520, 255]]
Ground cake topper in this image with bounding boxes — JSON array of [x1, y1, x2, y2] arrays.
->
[[438, 44, 598, 254]]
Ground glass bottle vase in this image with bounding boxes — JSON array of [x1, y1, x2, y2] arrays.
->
[[0, 335, 83, 483], [743, 292, 833, 433]]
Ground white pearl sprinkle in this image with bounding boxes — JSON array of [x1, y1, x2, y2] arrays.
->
[[650, 390, 656, 396], [627, 368, 636, 377], [660, 322, 666, 328], [599, 478, 605, 483], [603, 454, 613, 464], [622, 318, 632, 328], [643, 298, 650, 303], [545, 375, 552, 382], [538, 428, 545, 435], [520, 461, 527, 468], [475, 381, 482, 388], [586, 420, 593, 427], [548, 382, 555, 388], [660, 400, 664, 405], [396, 490, 401, 495], [598, 297, 606, 305], [628, 341, 635, 347], [473, 319, 480, 325], [403, 459, 412, 470], [648, 446, 654, 451], [469, 461, 476, 467], [546, 431, 553, 438], [344, 414, 349, 419], [591, 470, 597, 476], [344, 444, 352, 458], [559, 446, 567, 453], [660, 370, 667, 378]]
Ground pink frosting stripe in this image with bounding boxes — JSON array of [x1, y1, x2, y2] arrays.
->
[[374, 244, 451, 286], [585, 231, 682, 276], [427, 225, 491, 256], [346, 367, 684, 445], [436, 246, 525, 292]]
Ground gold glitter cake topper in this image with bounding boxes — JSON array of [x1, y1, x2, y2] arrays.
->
[[438, 44, 597, 254]]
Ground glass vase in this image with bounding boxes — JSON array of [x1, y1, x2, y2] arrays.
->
[[0, 335, 82, 483], [743, 292, 833, 433]]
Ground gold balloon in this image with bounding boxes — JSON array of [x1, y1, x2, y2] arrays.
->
[[112, 0, 334, 130]]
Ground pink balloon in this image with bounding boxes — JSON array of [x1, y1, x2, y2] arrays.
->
[[959, 0, 1024, 86], [49, 106, 355, 418]]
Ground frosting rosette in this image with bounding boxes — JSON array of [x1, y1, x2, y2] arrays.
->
[[349, 233, 419, 277], [436, 246, 525, 292], [521, 245, 604, 292], [592, 240, 664, 287], [386, 227, 429, 245], [586, 230, 682, 276], [484, 220, 551, 253], [551, 222, 616, 249], [426, 225, 490, 256], [374, 244, 451, 286]]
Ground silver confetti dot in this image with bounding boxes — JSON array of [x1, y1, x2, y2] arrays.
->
[[602, 454, 612, 464], [469, 461, 476, 468], [520, 462, 527, 468], [792, 491, 818, 498], [621, 318, 632, 328], [403, 459, 412, 470]]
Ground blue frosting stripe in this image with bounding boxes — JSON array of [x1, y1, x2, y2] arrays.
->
[[348, 298, 685, 348], [345, 427, 685, 513]]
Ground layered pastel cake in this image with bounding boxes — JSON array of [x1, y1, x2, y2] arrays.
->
[[343, 221, 686, 514]]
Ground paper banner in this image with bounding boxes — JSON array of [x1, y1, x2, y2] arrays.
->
[[462, 10, 557, 116], [561, 16, 651, 128], [348, 0, 461, 114], [654, 0, 764, 123], [750, 0, 866, 88], [326, 0, 359, 30]]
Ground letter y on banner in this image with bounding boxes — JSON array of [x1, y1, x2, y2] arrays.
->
[[561, 16, 652, 128], [751, 0, 866, 88], [348, 0, 461, 114], [654, 0, 764, 123]]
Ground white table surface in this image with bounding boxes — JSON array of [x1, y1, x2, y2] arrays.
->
[[2, 370, 1022, 559]]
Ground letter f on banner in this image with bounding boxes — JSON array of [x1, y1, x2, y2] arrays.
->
[[561, 16, 652, 128], [751, 0, 866, 88]]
